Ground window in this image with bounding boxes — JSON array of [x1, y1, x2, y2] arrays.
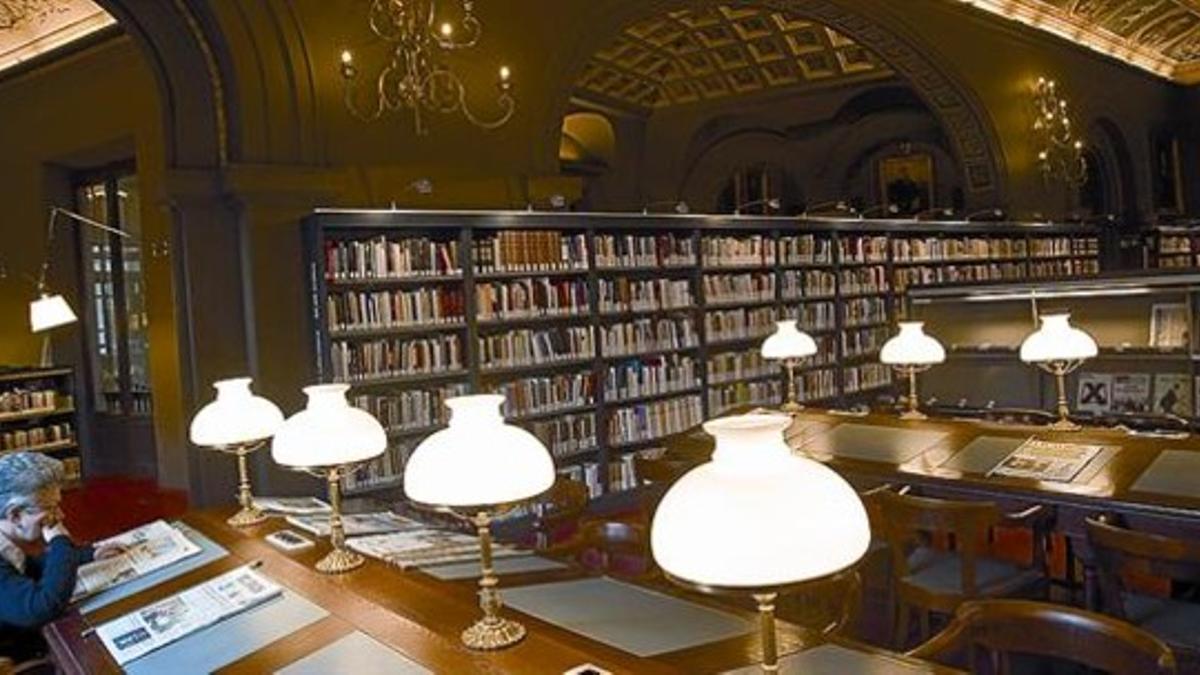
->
[[75, 168, 151, 416]]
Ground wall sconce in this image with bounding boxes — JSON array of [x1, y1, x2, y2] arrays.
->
[[1032, 77, 1087, 186]]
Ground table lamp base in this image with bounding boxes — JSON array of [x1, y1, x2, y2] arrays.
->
[[315, 547, 364, 574], [1048, 418, 1081, 432], [226, 505, 267, 528], [899, 409, 928, 421], [462, 615, 526, 650]]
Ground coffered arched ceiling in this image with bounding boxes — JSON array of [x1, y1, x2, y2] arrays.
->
[[0, 0, 115, 72], [574, 4, 893, 113], [959, 0, 1200, 83]]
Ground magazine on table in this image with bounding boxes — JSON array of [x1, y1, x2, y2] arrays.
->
[[348, 528, 524, 569], [284, 511, 420, 537], [251, 496, 331, 515], [96, 565, 281, 666], [987, 438, 1103, 482], [72, 520, 202, 601]]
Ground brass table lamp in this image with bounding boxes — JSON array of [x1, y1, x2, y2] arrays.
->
[[1020, 313, 1098, 431], [880, 322, 946, 421], [761, 320, 818, 413]]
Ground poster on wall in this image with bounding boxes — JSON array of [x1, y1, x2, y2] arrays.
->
[[879, 154, 934, 216], [1110, 373, 1151, 413], [1153, 373, 1192, 417], [1076, 373, 1112, 414]]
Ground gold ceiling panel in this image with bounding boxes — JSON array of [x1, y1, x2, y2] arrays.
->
[[958, 0, 1200, 83], [0, 0, 115, 72], [576, 4, 891, 111]]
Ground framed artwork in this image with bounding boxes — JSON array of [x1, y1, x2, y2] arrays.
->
[[1151, 133, 1184, 214], [879, 154, 934, 216], [1149, 303, 1189, 349]]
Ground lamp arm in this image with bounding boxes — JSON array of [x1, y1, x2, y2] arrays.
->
[[36, 206, 131, 293]]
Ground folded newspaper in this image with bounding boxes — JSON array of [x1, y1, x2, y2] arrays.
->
[[988, 437, 1103, 482], [348, 528, 525, 569], [72, 520, 202, 601], [284, 511, 420, 537], [96, 565, 281, 666], [251, 496, 331, 515]]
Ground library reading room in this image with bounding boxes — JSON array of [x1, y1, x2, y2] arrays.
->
[[6, 1, 1200, 673]]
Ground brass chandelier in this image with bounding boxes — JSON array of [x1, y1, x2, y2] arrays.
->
[[1032, 77, 1087, 186], [339, 0, 515, 135]]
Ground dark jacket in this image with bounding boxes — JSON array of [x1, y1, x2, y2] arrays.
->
[[0, 536, 93, 660]]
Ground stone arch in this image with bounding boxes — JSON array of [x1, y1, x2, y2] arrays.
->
[[535, 0, 1007, 207], [680, 128, 795, 213], [1087, 117, 1138, 220]]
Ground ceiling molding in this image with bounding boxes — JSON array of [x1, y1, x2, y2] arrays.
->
[[0, 0, 115, 73]]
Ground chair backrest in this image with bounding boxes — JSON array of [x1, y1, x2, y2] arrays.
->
[[633, 455, 694, 485], [1086, 516, 1200, 620], [876, 489, 999, 597], [530, 477, 588, 547], [572, 520, 654, 579], [779, 568, 863, 637], [908, 600, 1176, 675]]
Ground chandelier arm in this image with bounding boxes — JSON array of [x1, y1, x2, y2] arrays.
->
[[457, 89, 516, 130], [368, 0, 404, 42]]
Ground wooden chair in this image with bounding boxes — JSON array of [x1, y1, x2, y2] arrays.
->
[[875, 489, 1052, 648], [908, 599, 1176, 675], [774, 568, 863, 638], [632, 454, 695, 485], [1086, 516, 1200, 666], [559, 519, 656, 581], [529, 477, 589, 551]]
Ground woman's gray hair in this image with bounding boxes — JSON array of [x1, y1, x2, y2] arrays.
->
[[0, 453, 64, 517]]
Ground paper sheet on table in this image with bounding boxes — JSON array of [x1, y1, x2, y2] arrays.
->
[[73, 520, 202, 601]]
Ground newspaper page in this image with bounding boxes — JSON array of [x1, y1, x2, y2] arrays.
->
[[348, 528, 524, 569], [284, 511, 421, 537], [988, 438, 1103, 482], [96, 566, 281, 666], [251, 496, 331, 515], [73, 520, 202, 601]]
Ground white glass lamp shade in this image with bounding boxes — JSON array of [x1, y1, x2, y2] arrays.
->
[[880, 322, 946, 366], [760, 321, 818, 360], [651, 414, 870, 589], [404, 394, 554, 508], [29, 294, 77, 333], [1019, 313, 1098, 363], [189, 378, 284, 447], [271, 384, 386, 468]]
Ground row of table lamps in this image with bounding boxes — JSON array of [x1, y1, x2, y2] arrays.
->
[[186, 309, 1097, 669], [761, 312, 1099, 430]]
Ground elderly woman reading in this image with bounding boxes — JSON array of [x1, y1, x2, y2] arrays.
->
[[0, 453, 119, 662]]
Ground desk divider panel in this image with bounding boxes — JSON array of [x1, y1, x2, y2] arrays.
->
[[276, 630, 430, 675], [722, 643, 935, 674], [502, 577, 751, 657], [421, 555, 567, 580], [809, 423, 948, 464], [1131, 450, 1200, 499]]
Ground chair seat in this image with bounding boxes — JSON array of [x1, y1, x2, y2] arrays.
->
[[902, 548, 1043, 607], [1124, 592, 1200, 651]]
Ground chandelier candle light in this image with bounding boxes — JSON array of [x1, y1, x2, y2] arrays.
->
[[651, 413, 871, 673], [405, 394, 554, 650], [272, 384, 387, 573], [1020, 313, 1098, 431], [761, 320, 818, 413], [339, 0, 515, 135], [1032, 77, 1087, 186], [880, 322, 946, 421], [189, 378, 284, 527]]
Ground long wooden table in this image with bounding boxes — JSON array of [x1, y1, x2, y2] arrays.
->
[[44, 509, 954, 674]]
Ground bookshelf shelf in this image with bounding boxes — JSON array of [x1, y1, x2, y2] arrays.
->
[[306, 210, 1101, 497], [0, 406, 75, 424]]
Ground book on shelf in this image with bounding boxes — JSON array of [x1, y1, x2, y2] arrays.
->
[[474, 230, 588, 273], [325, 236, 460, 281], [1153, 373, 1191, 417], [352, 384, 468, 433], [347, 528, 524, 569], [599, 278, 693, 313], [595, 233, 694, 268], [525, 411, 598, 458], [331, 334, 463, 382], [701, 235, 775, 267], [780, 235, 833, 265], [601, 316, 698, 357], [72, 520, 202, 602], [703, 273, 775, 304], [988, 438, 1103, 482], [326, 287, 465, 332], [492, 371, 596, 418], [476, 278, 589, 320], [478, 326, 595, 369], [604, 354, 699, 401], [1149, 303, 1189, 349], [608, 395, 703, 446], [285, 511, 421, 537]]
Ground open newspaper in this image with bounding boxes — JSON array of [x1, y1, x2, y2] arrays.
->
[[988, 438, 1103, 482], [348, 528, 525, 569], [285, 511, 419, 537], [251, 496, 331, 515], [96, 565, 281, 666], [72, 520, 202, 601]]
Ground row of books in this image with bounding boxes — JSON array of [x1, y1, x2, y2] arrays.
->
[[839, 236, 889, 263], [330, 336, 464, 382], [326, 288, 465, 333], [842, 297, 888, 327], [1031, 259, 1100, 277], [0, 422, 73, 451], [491, 372, 596, 419], [780, 235, 833, 265], [1158, 235, 1192, 255], [709, 380, 783, 416], [473, 231, 589, 273], [844, 363, 893, 393], [600, 317, 699, 357], [526, 412, 598, 459], [594, 234, 694, 268], [604, 355, 699, 402], [892, 237, 1026, 262], [0, 387, 63, 414], [558, 455, 638, 498], [1030, 236, 1098, 257], [608, 395, 704, 447], [598, 278, 693, 313], [1160, 255, 1200, 269], [350, 385, 468, 434], [794, 302, 836, 331], [343, 440, 414, 494], [475, 278, 588, 320], [703, 273, 775, 304], [707, 349, 774, 385], [702, 236, 775, 267], [894, 262, 1027, 291], [783, 270, 835, 299], [842, 326, 891, 359], [839, 266, 889, 295], [325, 236, 460, 281], [705, 307, 778, 343], [797, 368, 838, 401], [478, 327, 595, 370]]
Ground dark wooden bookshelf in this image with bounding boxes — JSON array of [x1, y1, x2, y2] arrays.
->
[[0, 366, 84, 483]]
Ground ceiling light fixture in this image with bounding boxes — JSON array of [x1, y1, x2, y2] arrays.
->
[[1032, 77, 1087, 186], [339, 0, 515, 135]]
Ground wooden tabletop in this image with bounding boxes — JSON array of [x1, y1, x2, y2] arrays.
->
[[44, 509, 956, 674]]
